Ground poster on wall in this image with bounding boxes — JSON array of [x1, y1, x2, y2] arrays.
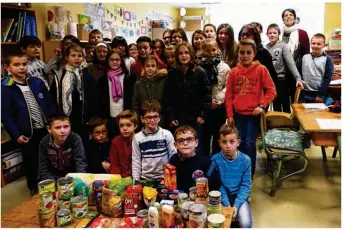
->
[[102, 20, 112, 31], [114, 4, 123, 17], [91, 16, 102, 30], [141, 26, 146, 35], [78, 14, 91, 24], [136, 28, 140, 37], [123, 10, 131, 21]]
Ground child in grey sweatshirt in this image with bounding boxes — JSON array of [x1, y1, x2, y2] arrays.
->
[[266, 23, 304, 112]]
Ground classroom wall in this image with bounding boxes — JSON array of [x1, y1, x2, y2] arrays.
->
[[31, 3, 180, 41], [324, 2, 341, 41]]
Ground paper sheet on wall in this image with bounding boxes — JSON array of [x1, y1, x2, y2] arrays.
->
[[303, 103, 328, 110], [316, 118, 341, 130]]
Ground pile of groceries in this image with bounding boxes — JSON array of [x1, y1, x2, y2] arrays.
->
[[37, 163, 227, 228]]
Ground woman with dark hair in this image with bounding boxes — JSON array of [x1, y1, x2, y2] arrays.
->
[[192, 30, 206, 58], [162, 29, 172, 46], [128, 43, 138, 60], [280, 8, 310, 100], [111, 36, 135, 72], [216, 23, 238, 68], [170, 28, 189, 46], [152, 39, 167, 65], [203, 24, 217, 39], [239, 24, 278, 90]]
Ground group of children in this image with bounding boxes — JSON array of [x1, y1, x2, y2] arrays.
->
[[1, 10, 335, 227]]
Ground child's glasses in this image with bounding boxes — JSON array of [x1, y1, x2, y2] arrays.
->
[[176, 137, 196, 144], [143, 115, 160, 121], [93, 131, 107, 136]]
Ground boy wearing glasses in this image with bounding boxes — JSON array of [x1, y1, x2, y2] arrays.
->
[[85, 117, 111, 173], [132, 99, 176, 182], [211, 124, 252, 228], [169, 125, 221, 193], [38, 115, 87, 181]]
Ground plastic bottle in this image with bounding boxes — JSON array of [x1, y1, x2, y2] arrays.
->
[[148, 206, 159, 228]]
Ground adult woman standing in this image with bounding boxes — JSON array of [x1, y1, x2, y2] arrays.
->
[[280, 8, 310, 100]]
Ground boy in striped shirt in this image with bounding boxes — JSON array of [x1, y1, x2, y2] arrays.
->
[[132, 99, 177, 182], [211, 124, 252, 228], [2, 54, 56, 195]]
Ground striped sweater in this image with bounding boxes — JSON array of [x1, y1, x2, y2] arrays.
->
[[132, 127, 177, 181]]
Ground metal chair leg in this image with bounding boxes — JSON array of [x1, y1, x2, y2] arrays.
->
[[332, 147, 338, 158], [270, 158, 282, 197], [321, 146, 327, 162]]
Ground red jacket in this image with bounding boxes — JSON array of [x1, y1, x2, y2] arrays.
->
[[225, 61, 276, 117], [130, 52, 167, 80], [109, 135, 133, 177]]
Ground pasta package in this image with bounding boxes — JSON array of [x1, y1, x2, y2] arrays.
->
[[101, 188, 123, 217]]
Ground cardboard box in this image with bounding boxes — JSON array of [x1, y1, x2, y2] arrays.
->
[[77, 24, 90, 41], [163, 163, 177, 190]]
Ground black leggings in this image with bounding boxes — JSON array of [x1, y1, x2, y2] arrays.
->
[[273, 79, 291, 113]]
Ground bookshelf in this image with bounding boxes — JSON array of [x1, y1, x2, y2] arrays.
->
[[1, 5, 37, 78]]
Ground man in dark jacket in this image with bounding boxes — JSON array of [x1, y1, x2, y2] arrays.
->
[[2, 54, 57, 195], [38, 115, 88, 180]]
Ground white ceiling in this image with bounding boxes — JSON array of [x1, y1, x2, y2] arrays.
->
[[168, 2, 221, 9]]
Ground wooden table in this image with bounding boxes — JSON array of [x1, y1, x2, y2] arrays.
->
[[291, 104, 341, 161], [1, 195, 233, 228]]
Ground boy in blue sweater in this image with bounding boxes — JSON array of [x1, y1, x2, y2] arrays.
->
[[2, 54, 57, 195], [300, 33, 334, 103], [211, 124, 252, 228]]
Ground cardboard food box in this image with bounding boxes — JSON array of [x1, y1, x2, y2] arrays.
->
[[163, 163, 177, 190], [77, 24, 90, 41]]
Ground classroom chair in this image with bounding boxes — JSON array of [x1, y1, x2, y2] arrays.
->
[[260, 88, 308, 197]]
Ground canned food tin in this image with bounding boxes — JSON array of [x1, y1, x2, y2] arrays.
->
[[208, 191, 221, 205], [177, 193, 188, 207], [72, 195, 88, 219], [59, 198, 72, 210], [38, 179, 56, 194], [181, 201, 195, 220], [207, 203, 222, 215], [137, 209, 149, 228], [189, 204, 207, 228], [39, 207, 56, 228], [195, 196, 207, 205], [189, 187, 197, 201], [57, 209, 72, 227], [40, 191, 54, 211], [196, 177, 208, 198], [57, 177, 74, 200], [207, 214, 225, 228]]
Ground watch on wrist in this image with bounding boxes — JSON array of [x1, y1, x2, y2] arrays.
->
[[259, 104, 264, 109]]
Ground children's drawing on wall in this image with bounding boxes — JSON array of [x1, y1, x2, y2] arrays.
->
[[124, 10, 131, 21], [79, 14, 91, 25], [91, 16, 102, 30], [121, 28, 129, 37], [97, 4, 106, 18], [131, 12, 137, 22], [114, 4, 123, 17], [141, 26, 146, 35], [55, 7, 68, 24], [129, 29, 135, 38], [147, 27, 152, 36], [136, 28, 140, 37], [102, 20, 112, 31], [84, 3, 96, 16]]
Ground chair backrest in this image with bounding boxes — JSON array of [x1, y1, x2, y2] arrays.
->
[[294, 87, 302, 104]]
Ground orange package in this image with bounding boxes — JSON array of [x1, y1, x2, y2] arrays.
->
[[164, 163, 177, 190]]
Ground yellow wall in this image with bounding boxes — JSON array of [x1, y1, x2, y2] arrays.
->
[[324, 2, 341, 41], [31, 3, 180, 41]]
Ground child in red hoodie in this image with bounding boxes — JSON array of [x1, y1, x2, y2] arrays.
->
[[225, 39, 276, 175], [109, 110, 138, 177]]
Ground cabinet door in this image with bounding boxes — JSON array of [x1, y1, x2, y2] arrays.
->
[[43, 40, 61, 63]]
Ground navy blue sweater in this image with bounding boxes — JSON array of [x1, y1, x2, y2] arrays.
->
[[1, 75, 57, 140]]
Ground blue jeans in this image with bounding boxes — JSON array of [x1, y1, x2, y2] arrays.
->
[[234, 201, 253, 228], [234, 113, 260, 174]]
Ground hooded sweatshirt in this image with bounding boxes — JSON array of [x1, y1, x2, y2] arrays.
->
[[225, 61, 276, 117]]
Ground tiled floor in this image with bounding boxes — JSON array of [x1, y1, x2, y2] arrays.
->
[[1, 145, 341, 228]]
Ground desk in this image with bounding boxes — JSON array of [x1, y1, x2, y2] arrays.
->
[[291, 104, 341, 161], [1, 195, 233, 228]]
